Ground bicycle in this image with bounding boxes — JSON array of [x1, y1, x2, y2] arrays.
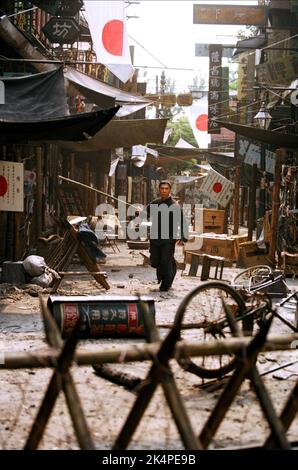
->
[[171, 277, 295, 379]]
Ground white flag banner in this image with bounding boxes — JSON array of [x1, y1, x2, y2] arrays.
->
[[145, 147, 159, 158], [109, 157, 120, 176], [185, 95, 211, 148], [163, 127, 173, 144], [84, 1, 134, 83], [198, 168, 234, 208], [131, 145, 147, 167]]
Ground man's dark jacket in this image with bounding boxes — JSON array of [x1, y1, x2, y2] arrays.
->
[[146, 196, 189, 245]]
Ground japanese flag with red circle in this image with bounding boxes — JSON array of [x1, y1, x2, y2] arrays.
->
[[0, 161, 24, 212], [185, 95, 211, 149], [199, 168, 234, 208], [84, 1, 134, 83]]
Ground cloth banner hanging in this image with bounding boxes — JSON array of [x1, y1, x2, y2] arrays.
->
[[84, 1, 134, 83], [109, 152, 121, 177], [185, 95, 211, 149], [131, 145, 147, 167], [198, 168, 234, 208]]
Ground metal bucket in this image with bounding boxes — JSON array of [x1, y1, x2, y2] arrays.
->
[[48, 295, 156, 339]]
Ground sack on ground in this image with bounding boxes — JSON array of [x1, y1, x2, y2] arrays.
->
[[23, 255, 47, 277], [30, 270, 53, 288]]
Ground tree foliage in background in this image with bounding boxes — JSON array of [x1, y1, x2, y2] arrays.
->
[[167, 116, 197, 147]]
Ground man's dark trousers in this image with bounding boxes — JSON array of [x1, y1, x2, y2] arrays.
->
[[149, 240, 177, 290]]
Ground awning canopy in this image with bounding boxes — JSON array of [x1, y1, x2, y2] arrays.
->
[[64, 67, 151, 117], [216, 120, 298, 148], [145, 143, 206, 165], [233, 35, 266, 57], [0, 107, 120, 143], [57, 118, 168, 151], [145, 146, 239, 167]]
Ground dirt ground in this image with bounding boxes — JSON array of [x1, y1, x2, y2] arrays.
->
[[0, 242, 298, 450]]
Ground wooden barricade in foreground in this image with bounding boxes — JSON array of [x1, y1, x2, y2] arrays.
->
[[1, 296, 298, 450]]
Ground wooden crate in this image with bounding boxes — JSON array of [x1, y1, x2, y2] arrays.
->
[[184, 234, 247, 262], [194, 209, 225, 234], [231, 234, 248, 259], [237, 241, 270, 268]]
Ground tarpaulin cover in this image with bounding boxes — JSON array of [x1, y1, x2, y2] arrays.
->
[[64, 67, 151, 117], [58, 118, 168, 151], [0, 106, 120, 143], [0, 68, 68, 120]]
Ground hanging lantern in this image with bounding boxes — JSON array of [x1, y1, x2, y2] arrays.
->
[[177, 93, 193, 106], [158, 93, 177, 106]]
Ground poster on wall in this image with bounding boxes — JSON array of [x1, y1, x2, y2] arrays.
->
[[0, 161, 24, 212]]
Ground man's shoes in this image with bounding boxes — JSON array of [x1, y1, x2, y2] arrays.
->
[[159, 286, 169, 292]]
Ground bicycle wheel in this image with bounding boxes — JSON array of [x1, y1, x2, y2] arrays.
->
[[231, 265, 273, 292], [174, 281, 246, 379]]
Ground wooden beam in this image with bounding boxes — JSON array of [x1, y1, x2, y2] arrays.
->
[[248, 163, 257, 241], [269, 148, 284, 264], [35, 146, 43, 240], [233, 166, 241, 235]]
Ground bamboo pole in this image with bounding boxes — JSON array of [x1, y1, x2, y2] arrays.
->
[[58, 175, 141, 210], [1, 333, 298, 370]]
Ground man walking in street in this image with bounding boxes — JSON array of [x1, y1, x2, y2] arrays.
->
[[146, 180, 189, 292]]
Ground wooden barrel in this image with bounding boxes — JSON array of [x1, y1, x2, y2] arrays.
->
[[48, 295, 155, 338]]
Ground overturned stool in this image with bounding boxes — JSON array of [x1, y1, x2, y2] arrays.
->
[[186, 251, 227, 281], [201, 254, 226, 281]]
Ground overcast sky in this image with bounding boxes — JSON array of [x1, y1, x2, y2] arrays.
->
[[126, 0, 260, 93]]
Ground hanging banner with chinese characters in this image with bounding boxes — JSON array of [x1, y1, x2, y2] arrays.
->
[[257, 55, 298, 85], [0, 161, 24, 212], [236, 134, 261, 167], [208, 44, 222, 134]]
